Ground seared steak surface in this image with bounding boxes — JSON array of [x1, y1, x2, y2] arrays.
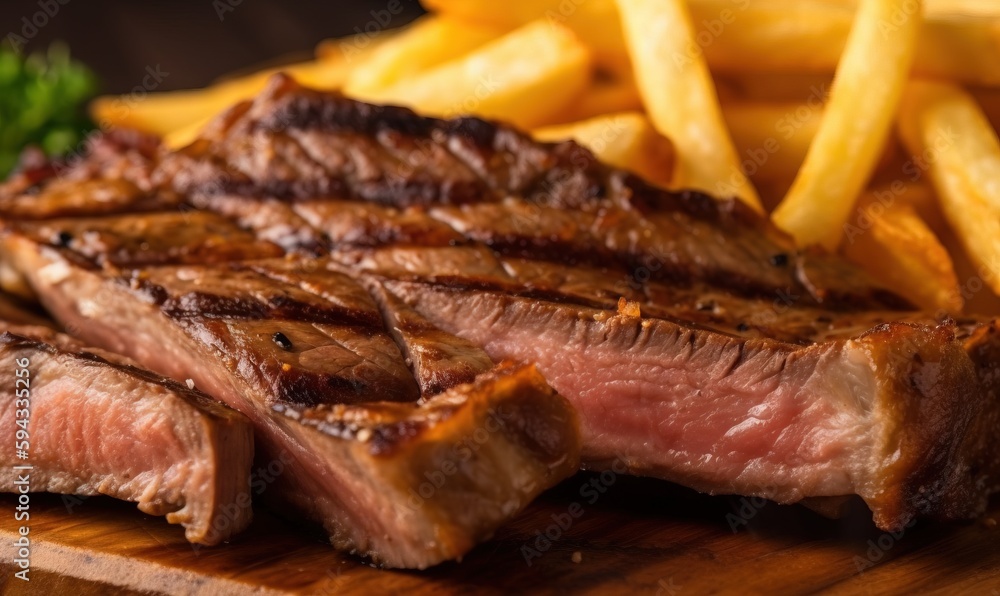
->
[[0, 221, 581, 568], [2, 75, 999, 557], [0, 294, 254, 545]]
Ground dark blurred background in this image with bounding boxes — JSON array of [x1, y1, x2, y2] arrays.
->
[[1, 0, 426, 93]]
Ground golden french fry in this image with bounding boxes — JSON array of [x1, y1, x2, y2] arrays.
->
[[91, 59, 342, 136], [163, 114, 213, 149], [715, 74, 833, 104], [615, 0, 761, 210], [423, 0, 1000, 86], [929, 190, 1000, 316], [419, 0, 548, 29], [898, 183, 939, 221], [314, 26, 403, 61], [704, 0, 1000, 86], [348, 20, 591, 129], [722, 102, 822, 189], [852, 0, 1000, 86], [343, 16, 506, 97], [841, 186, 962, 313], [533, 112, 675, 188], [548, 70, 644, 125], [898, 80, 1000, 297], [721, 100, 824, 210], [772, 0, 921, 249], [420, 0, 628, 71], [723, 101, 904, 206], [974, 87, 1000, 133], [831, 0, 1000, 17], [90, 34, 397, 139]]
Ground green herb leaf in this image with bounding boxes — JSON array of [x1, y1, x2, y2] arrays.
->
[[0, 42, 99, 178]]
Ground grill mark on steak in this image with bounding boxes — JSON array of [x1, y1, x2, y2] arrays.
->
[[365, 278, 494, 396], [125, 264, 383, 328], [293, 199, 466, 249], [119, 261, 421, 406], [151, 75, 906, 311], [332, 245, 929, 345], [189, 194, 329, 255], [7, 211, 283, 269], [0, 231, 579, 568]]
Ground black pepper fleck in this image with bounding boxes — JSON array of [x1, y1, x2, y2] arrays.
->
[[54, 231, 73, 247], [769, 253, 789, 267], [272, 332, 293, 350], [736, 323, 750, 332]]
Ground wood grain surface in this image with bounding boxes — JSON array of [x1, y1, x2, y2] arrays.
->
[[3, 472, 999, 595]]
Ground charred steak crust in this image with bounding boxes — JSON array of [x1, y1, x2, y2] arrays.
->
[[0, 74, 998, 551], [0, 239, 581, 568], [269, 362, 580, 563], [153, 75, 909, 312]]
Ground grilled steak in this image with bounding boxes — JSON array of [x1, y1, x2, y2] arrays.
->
[[0, 134, 582, 567], [0, 294, 254, 545], [1, 74, 998, 550], [0, 227, 581, 569]]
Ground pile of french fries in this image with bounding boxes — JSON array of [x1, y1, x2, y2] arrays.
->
[[91, 0, 1000, 315]]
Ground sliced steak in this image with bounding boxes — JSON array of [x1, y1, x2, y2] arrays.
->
[[0, 295, 254, 545], [0, 225, 580, 568], [269, 362, 578, 566], [379, 279, 992, 529], [1, 74, 997, 547]]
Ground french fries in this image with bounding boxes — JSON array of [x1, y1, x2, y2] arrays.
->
[[975, 88, 1000, 132], [724, 101, 906, 210], [615, 0, 761, 210], [422, 0, 1000, 86], [898, 81, 1000, 296], [931, 192, 1000, 315], [722, 102, 823, 192], [90, 32, 399, 138], [163, 114, 213, 149], [420, 0, 629, 71], [842, 186, 962, 313], [697, 0, 1000, 87], [772, 0, 922, 250], [343, 16, 507, 98], [549, 70, 644, 125], [347, 20, 591, 129], [724, 100, 907, 210], [716, 74, 833, 104], [91, 58, 353, 137], [533, 112, 675, 188]]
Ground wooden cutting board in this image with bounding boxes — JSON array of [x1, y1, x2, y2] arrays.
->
[[2, 474, 1000, 595]]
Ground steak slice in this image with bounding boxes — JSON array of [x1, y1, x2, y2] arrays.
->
[[0, 225, 581, 568], [268, 362, 578, 566], [2, 74, 998, 544], [379, 279, 992, 529], [0, 295, 254, 545]]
